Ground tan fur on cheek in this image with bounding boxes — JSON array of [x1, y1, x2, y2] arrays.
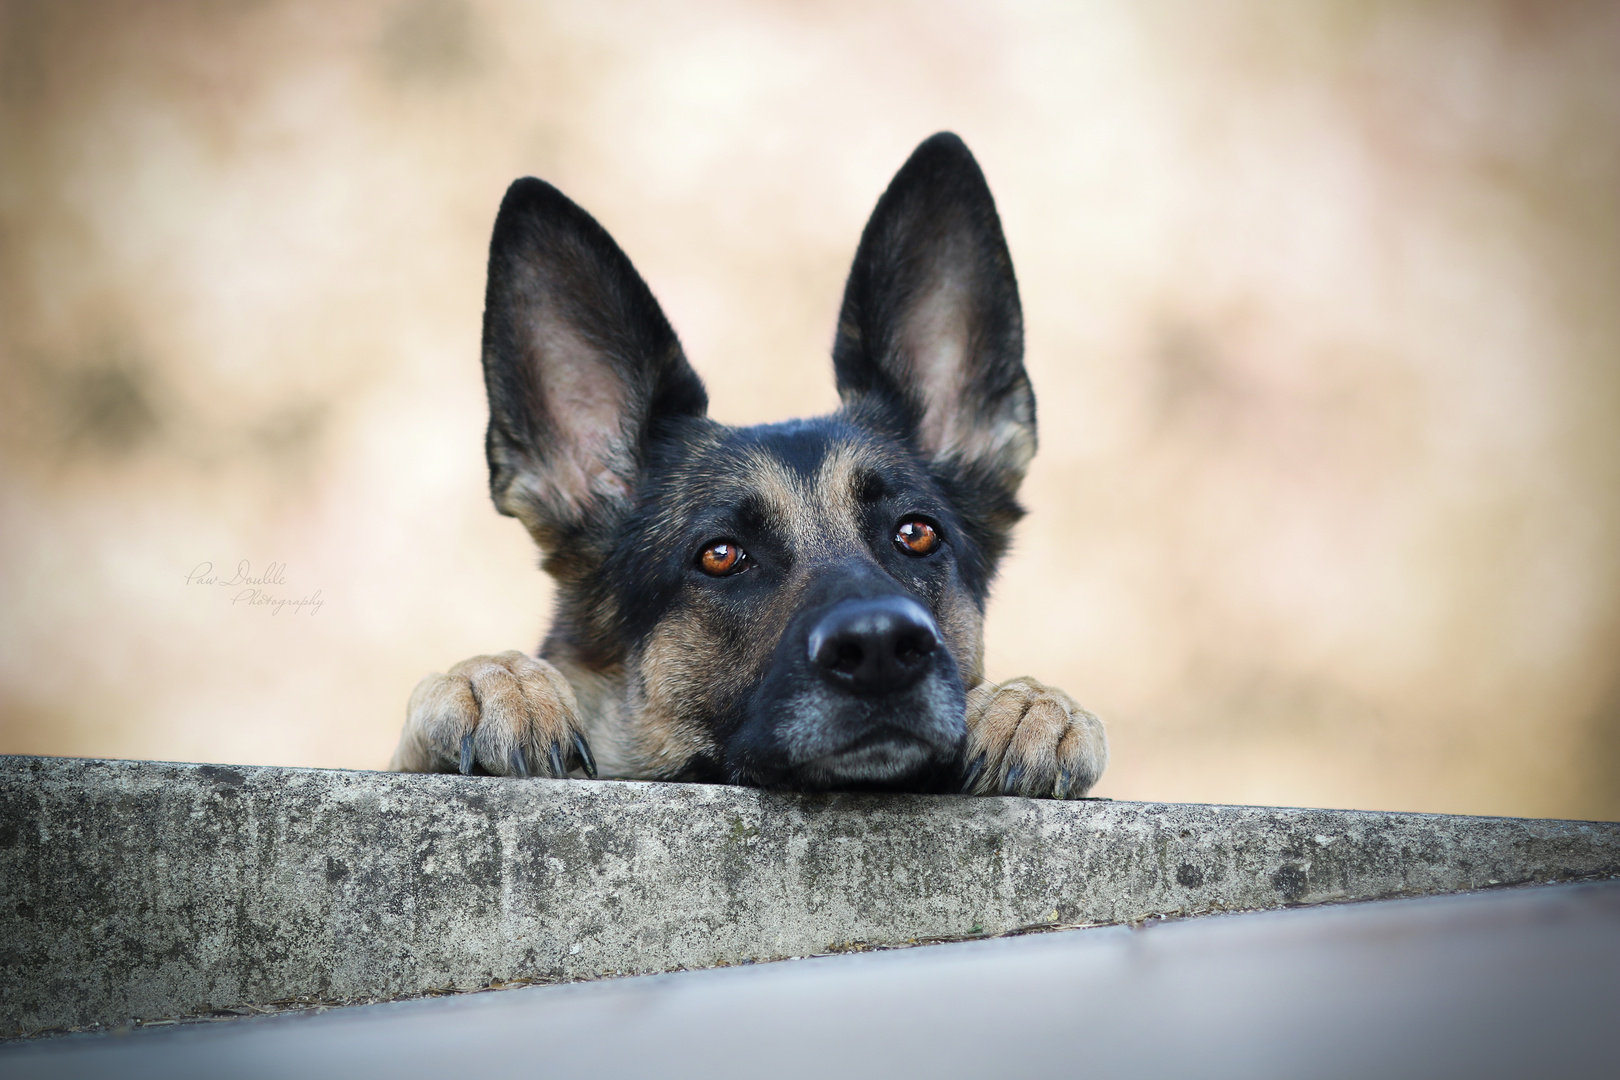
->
[[628, 574, 812, 777], [936, 589, 984, 687], [628, 612, 738, 777]]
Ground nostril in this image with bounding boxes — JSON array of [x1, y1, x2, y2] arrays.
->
[[834, 641, 864, 674], [893, 632, 934, 666]]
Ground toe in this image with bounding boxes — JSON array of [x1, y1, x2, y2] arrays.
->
[[1001, 695, 1067, 796], [1054, 709, 1108, 799]]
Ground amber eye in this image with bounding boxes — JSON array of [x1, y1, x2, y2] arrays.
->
[[894, 518, 940, 557], [698, 541, 747, 576]]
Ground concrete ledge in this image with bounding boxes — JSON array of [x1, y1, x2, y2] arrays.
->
[[3, 756, 1618, 1035]]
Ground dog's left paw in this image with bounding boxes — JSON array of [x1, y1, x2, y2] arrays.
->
[[961, 677, 1108, 799]]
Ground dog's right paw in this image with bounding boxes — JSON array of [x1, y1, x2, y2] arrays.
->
[[390, 651, 596, 778]]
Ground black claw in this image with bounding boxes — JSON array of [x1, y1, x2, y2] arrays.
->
[[1057, 766, 1073, 800], [572, 732, 598, 779], [1004, 763, 1026, 793], [547, 742, 567, 779], [960, 756, 986, 794], [459, 733, 476, 776], [509, 747, 530, 778]]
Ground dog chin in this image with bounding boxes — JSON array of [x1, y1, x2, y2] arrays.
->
[[796, 731, 944, 787], [732, 679, 968, 790]]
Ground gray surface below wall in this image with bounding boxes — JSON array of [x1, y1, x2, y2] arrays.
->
[[2, 755, 1618, 1036], [6, 881, 1617, 1080]]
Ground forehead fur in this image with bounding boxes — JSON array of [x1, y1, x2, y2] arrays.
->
[[646, 418, 926, 549]]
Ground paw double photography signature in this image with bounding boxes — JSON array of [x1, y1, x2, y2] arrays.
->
[[186, 561, 325, 615]]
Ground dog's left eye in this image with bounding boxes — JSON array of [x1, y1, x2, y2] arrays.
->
[[894, 518, 940, 557], [698, 541, 748, 576]]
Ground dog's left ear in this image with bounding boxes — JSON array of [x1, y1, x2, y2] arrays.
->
[[833, 133, 1035, 515]]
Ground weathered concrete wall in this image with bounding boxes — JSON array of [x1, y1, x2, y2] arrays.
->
[[3, 756, 1618, 1036]]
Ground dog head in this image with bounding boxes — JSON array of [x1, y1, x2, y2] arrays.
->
[[481, 133, 1034, 791]]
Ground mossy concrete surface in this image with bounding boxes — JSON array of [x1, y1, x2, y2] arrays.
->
[[3, 755, 1618, 1035]]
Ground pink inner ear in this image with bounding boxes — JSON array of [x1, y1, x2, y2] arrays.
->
[[902, 274, 972, 460], [531, 319, 634, 509], [899, 272, 1036, 479]]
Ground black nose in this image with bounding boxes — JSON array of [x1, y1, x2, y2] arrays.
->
[[807, 596, 942, 694]]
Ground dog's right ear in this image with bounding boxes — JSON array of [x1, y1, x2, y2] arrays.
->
[[481, 178, 708, 550]]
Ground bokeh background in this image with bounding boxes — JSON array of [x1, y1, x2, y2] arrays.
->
[[2, 0, 1617, 819]]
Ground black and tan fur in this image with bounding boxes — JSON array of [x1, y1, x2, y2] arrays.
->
[[392, 133, 1107, 798]]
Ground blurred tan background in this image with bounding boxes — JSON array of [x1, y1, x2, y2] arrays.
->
[[2, 0, 1616, 819]]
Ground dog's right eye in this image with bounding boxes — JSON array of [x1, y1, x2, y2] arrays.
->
[[697, 541, 748, 577]]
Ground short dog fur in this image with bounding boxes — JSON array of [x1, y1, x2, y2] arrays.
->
[[392, 133, 1107, 798]]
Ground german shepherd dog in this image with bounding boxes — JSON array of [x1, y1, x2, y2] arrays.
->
[[391, 133, 1107, 798]]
